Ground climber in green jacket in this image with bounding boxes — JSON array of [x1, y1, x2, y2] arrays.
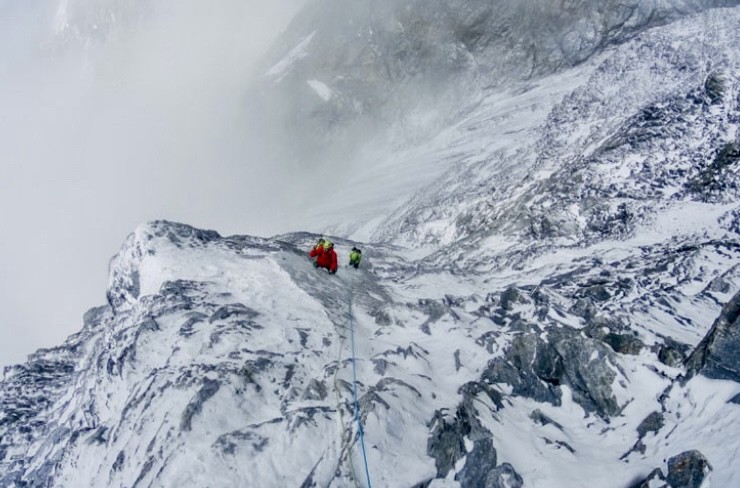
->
[[349, 247, 362, 269]]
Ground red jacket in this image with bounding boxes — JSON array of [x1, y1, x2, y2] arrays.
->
[[310, 247, 338, 273]]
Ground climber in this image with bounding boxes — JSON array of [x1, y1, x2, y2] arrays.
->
[[349, 247, 362, 269], [312, 237, 326, 252], [309, 240, 338, 274], [309, 237, 326, 265]]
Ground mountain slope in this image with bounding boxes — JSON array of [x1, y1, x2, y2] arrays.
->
[[253, 0, 740, 162], [1, 218, 738, 487], [2, 2, 740, 488]]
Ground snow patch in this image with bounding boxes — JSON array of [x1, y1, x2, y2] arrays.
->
[[266, 31, 317, 82], [307, 79, 332, 101]]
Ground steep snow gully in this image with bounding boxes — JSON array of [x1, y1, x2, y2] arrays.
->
[[3, 3, 740, 488]]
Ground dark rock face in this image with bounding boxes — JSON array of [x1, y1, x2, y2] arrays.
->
[[484, 329, 623, 417], [500, 287, 529, 311], [0, 306, 112, 487], [602, 332, 644, 355], [456, 438, 497, 487], [483, 334, 563, 406], [704, 72, 725, 104], [637, 412, 665, 439], [686, 141, 740, 202], [484, 463, 524, 488], [529, 409, 564, 430], [180, 379, 221, 431], [685, 291, 740, 382], [630, 450, 711, 488], [657, 338, 690, 368], [666, 450, 713, 488], [622, 411, 666, 458], [427, 381, 513, 485], [629, 468, 667, 488], [427, 409, 473, 478], [554, 335, 622, 417]]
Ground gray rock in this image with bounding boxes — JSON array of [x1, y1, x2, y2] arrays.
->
[[552, 335, 622, 417], [704, 72, 725, 104], [301, 380, 327, 401], [484, 329, 624, 417], [484, 463, 524, 488], [456, 438, 497, 488], [570, 298, 598, 320], [603, 332, 645, 355], [686, 291, 740, 382], [729, 393, 740, 405], [581, 284, 612, 302], [637, 412, 664, 439], [666, 450, 712, 488], [112, 451, 125, 472], [708, 276, 732, 294], [427, 382, 502, 480], [209, 303, 259, 323], [82, 306, 112, 329], [500, 287, 529, 311], [529, 409, 564, 431], [427, 409, 470, 477], [629, 468, 667, 488], [686, 142, 740, 200], [657, 338, 690, 368], [483, 334, 563, 406]]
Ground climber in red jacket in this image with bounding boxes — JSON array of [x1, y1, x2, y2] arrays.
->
[[309, 240, 338, 274]]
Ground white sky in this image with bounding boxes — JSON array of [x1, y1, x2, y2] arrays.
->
[[0, 0, 308, 368]]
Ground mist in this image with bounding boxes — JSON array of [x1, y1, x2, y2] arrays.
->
[[0, 0, 309, 367]]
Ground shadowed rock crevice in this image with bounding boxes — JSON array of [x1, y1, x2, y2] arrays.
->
[[180, 379, 221, 432]]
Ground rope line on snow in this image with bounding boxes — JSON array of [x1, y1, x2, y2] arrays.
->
[[348, 286, 373, 488], [332, 317, 361, 488]]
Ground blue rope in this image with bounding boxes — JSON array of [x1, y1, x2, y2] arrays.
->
[[349, 290, 373, 488]]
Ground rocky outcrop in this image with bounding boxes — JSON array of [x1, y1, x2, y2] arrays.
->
[[632, 450, 713, 488], [426, 380, 519, 487], [107, 221, 221, 310], [483, 334, 563, 407], [630, 468, 666, 488], [483, 328, 624, 417], [0, 306, 113, 487], [685, 290, 740, 382], [666, 450, 713, 488]]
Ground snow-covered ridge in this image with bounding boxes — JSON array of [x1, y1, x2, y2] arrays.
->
[[2, 214, 740, 487]]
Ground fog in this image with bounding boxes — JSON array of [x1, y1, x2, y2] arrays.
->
[[0, 0, 308, 367]]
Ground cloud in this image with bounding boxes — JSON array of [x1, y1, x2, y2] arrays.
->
[[0, 0, 307, 367]]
